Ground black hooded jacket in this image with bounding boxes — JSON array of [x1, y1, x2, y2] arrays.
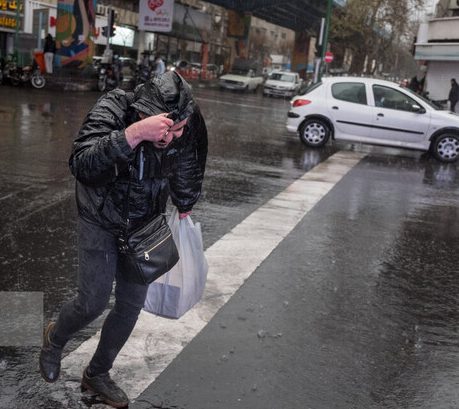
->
[[69, 73, 207, 234]]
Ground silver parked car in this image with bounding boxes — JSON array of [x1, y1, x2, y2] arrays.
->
[[286, 77, 459, 162]]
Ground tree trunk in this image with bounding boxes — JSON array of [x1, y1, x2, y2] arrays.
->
[[349, 47, 366, 74]]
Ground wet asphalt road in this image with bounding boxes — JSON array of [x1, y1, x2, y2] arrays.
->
[[0, 84, 459, 409]]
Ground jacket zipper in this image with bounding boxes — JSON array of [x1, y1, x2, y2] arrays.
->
[[144, 232, 172, 260]]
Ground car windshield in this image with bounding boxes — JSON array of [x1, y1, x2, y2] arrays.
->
[[402, 87, 442, 110], [269, 73, 295, 82], [229, 69, 250, 76]]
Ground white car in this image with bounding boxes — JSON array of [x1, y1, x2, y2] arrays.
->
[[286, 77, 459, 162], [219, 68, 264, 92], [263, 71, 302, 97]]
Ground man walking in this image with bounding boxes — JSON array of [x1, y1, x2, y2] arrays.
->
[[39, 71, 208, 408]]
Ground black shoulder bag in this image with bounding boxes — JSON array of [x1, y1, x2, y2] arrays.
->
[[117, 165, 179, 285]]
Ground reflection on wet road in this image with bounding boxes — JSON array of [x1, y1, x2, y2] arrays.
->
[[301, 156, 459, 408], [0, 86, 459, 408]]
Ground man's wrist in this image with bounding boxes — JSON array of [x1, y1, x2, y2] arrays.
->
[[125, 127, 141, 149], [179, 211, 192, 219]]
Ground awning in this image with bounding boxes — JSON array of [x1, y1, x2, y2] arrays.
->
[[415, 42, 459, 61]]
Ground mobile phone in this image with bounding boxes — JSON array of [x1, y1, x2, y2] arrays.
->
[[167, 111, 179, 123]]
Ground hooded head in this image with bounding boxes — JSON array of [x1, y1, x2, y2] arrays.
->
[[131, 71, 195, 123]]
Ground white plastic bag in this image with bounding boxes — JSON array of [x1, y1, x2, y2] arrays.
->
[[144, 208, 208, 319]]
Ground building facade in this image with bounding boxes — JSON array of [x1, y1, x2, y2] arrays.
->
[[414, 0, 459, 101], [1, 0, 298, 74]]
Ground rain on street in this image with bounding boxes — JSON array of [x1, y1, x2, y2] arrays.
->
[[1, 85, 459, 409]]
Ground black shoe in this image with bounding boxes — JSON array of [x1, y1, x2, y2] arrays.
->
[[81, 367, 129, 408], [39, 322, 63, 383]]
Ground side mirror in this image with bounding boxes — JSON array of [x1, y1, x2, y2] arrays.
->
[[412, 104, 426, 114]]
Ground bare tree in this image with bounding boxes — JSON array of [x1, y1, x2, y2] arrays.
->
[[331, 0, 425, 76]]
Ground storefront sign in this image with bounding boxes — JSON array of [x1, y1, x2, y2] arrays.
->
[[0, 0, 23, 12], [110, 25, 135, 47], [0, 11, 21, 31], [138, 0, 174, 32], [0, 14, 16, 29]]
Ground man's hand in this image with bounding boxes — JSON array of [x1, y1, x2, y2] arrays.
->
[[125, 113, 174, 149], [179, 211, 192, 220]]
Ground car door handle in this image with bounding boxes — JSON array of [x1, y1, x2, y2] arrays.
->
[[377, 113, 384, 117], [332, 106, 339, 110]]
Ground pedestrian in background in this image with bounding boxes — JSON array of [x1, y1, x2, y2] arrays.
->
[[39, 71, 208, 408], [409, 74, 425, 94], [43, 34, 56, 74], [153, 54, 166, 76], [448, 78, 458, 113]]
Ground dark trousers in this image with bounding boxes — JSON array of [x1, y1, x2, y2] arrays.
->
[[451, 100, 457, 113], [52, 217, 149, 375]]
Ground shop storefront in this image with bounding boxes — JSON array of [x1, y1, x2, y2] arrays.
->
[[148, 2, 229, 72], [0, 0, 24, 59]]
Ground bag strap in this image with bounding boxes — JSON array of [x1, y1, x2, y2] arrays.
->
[[121, 143, 144, 238], [121, 165, 134, 239]]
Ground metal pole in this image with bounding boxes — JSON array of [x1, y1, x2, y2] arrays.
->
[[319, 0, 333, 81], [313, 17, 325, 83], [102, 7, 113, 64], [14, 0, 21, 59], [106, 7, 111, 50], [37, 11, 43, 50]]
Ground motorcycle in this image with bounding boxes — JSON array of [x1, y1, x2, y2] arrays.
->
[[2, 59, 46, 89]]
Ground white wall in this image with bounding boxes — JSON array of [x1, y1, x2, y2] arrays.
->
[[24, 0, 56, 37], [426, 60, 459, 100]]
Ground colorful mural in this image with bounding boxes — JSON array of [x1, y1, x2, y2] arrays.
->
[[56, 0, 96, 68]]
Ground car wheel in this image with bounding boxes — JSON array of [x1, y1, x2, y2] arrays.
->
[[431, 133, 459, 163], [299, 119, 330, 147]]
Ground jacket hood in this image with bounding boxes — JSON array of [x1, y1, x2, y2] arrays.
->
[[131, 71, 195, 123]]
